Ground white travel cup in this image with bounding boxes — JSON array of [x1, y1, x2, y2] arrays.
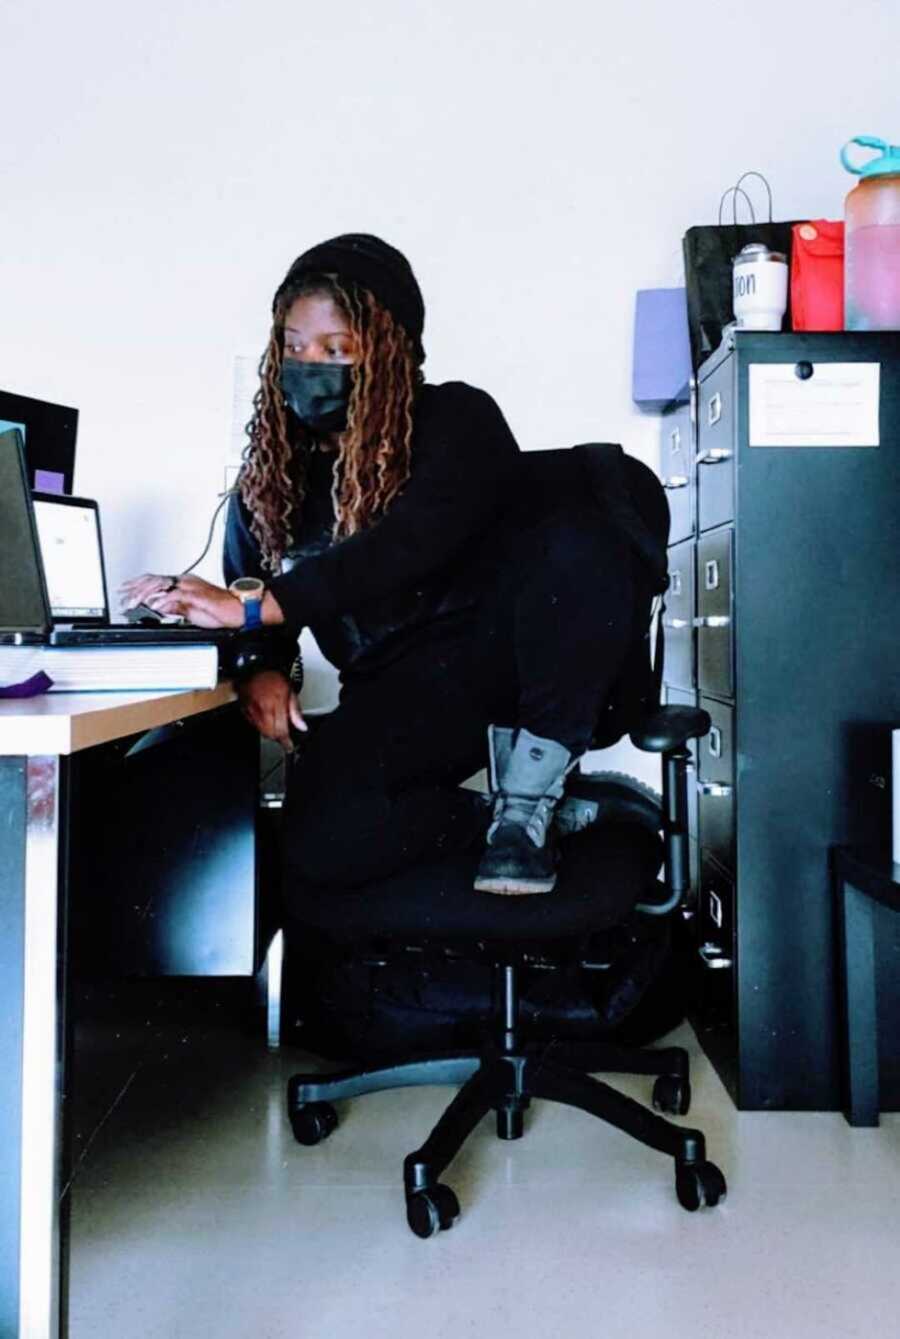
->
[[733, 243, 789, 331]]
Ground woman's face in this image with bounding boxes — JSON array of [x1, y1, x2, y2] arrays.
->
[[282, 293, 357, 365]]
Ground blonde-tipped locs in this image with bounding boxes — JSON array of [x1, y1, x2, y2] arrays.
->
[[239, 276, 421, 574]]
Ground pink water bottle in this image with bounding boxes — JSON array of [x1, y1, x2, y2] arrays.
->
[[842, 135, 900, 330]]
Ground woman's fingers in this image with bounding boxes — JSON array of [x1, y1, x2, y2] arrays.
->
[[144, 586, 240, 629], [119, 573, 175, 608], [236, 672, 297, 749], [145, 591, 184, 616], [256, 697, 291, 750], [288, 694, 308, 734], [119, 573, 169, 595]]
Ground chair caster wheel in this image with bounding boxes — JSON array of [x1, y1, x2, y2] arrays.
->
[[290, 1102, 338, 1146], [653, 1075, 691, 1116], [675, 1160, 727, 1211], [406, 1184, 461, 1238]]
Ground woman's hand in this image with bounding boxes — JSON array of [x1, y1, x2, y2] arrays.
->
[[118, 572, 179, 611], [238, 670, 307, 749], [119, 574, 243, 629]]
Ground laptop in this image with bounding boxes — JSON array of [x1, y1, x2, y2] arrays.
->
[[0, 427, 233, 649]]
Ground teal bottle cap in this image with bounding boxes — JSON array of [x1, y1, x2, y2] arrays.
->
[[841, 136, 900, 179]]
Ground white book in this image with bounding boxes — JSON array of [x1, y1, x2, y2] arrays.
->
[[0, 644, 219, 693]]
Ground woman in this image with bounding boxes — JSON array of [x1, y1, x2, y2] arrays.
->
[[122, 233, 638, 897]]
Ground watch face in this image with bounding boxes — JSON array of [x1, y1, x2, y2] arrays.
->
[[231, 577, 264, 594]]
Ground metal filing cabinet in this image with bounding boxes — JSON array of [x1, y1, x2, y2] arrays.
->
[[661, 330, 900, 1110], [660, 401, 694, 544]]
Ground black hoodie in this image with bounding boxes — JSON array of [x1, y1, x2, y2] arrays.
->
[[223, 380, 522, 678]]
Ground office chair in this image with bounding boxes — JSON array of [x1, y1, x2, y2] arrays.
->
[[282, 446, 726, 1237]]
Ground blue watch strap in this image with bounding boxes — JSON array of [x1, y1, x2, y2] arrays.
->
[[243, 598, 263, 631]]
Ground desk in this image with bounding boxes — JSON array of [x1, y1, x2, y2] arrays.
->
[[0, 684, 236, 1339], [833, 846, 900, 1128]]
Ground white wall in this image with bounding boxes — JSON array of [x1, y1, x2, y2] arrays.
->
[[2, 0, 898, 771]]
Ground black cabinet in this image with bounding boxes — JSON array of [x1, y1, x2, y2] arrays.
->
[[662, 331, 900, 1110], [69, 703, 263, 977]]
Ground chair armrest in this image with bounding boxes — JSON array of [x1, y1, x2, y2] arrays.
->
[[629, 705, 711, 753]]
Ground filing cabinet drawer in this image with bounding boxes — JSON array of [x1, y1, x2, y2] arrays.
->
[[697, 696, 735, 872], [698, 778, 735, 873], [660, 402, 694, 545], [698, 850, 735, 953], [662, 538, 695, 692], [696, 528, 733, 700], [697, 356, 735, 532], [698, 696, 734, 786], [694, 851, 736, 1034]]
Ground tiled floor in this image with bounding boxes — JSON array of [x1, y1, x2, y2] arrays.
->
[[68, 981, 900, 1339]]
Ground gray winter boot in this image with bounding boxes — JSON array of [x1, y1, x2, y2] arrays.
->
[[473, 725, 575, 895]]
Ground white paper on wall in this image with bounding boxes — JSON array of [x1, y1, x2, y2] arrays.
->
[[748, 363, 880, 448], [230, 355, 259, 463]]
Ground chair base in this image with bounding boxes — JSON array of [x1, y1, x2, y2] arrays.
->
[[286, 1036, 726, 1234]]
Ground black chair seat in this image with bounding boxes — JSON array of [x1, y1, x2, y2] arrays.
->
[[284, 821, 663, 944]]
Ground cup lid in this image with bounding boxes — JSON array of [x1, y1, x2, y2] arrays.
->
[[735, 243, 786, 263], [841, 136, 900, 179]]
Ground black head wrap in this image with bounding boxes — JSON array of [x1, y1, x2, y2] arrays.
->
[[273, 233, 426, 364]]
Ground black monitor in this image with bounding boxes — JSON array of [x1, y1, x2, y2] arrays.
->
[[0, 387, 78, 494]]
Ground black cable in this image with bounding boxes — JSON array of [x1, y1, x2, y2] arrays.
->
[[178, 488, 239, 578]]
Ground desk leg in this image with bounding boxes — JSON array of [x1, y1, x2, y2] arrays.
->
[[265, 930, 284, 1051], [0, 756, 69, 1338], [836, 876, 879, 1128]]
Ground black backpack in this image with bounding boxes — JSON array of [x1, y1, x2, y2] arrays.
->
[[517, 442, 670, 748]]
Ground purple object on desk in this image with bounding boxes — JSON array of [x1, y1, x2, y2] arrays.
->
[[632, 288, 692, 410], [0, 671, 53, 698], [34, 468, 65, 494]]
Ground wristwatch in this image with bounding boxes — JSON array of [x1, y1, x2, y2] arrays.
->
[[228, 577, 265, 630]]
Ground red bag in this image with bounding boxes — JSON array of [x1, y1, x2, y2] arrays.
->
[[790, 220, 845, 330]]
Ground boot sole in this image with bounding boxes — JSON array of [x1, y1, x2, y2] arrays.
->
[[473, 875, 557, 896]]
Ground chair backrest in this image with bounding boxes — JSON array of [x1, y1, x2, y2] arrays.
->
[[517, 444, 670, 751]]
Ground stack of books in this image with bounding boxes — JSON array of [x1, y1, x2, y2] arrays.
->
[[0, 644, 219, 694]]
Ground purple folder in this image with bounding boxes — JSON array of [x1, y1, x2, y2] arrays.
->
[[632, 288, 692, 411]]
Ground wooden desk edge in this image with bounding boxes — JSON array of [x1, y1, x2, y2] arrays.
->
[[0, 681, 237, 756]]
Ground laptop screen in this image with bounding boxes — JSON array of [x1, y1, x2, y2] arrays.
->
[[32, 496, 108, 621]]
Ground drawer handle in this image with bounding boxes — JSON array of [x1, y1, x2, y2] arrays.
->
[[663, 616, 690, 630], [704, 559, 720, 591], [693, 615, 731, 628], [671, 427, 682, 453], [698, 782, 733, 797], [698, 942, 733, 970], [697, 448, 733, 465], [707, 392, 723, 426], [709, 725, 722, 758], [663, 475, 689, 489], [670, 571, 682, 596]]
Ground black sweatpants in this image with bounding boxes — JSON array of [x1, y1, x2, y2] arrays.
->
[[283, 505, 638, 892]]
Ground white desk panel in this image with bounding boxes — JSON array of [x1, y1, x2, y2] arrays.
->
[[0, 682, 236, 757]]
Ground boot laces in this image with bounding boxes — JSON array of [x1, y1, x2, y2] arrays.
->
[[488, 793, 557, 848]]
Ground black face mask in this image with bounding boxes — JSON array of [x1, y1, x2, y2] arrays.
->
[[280, 361, 353, 433]]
